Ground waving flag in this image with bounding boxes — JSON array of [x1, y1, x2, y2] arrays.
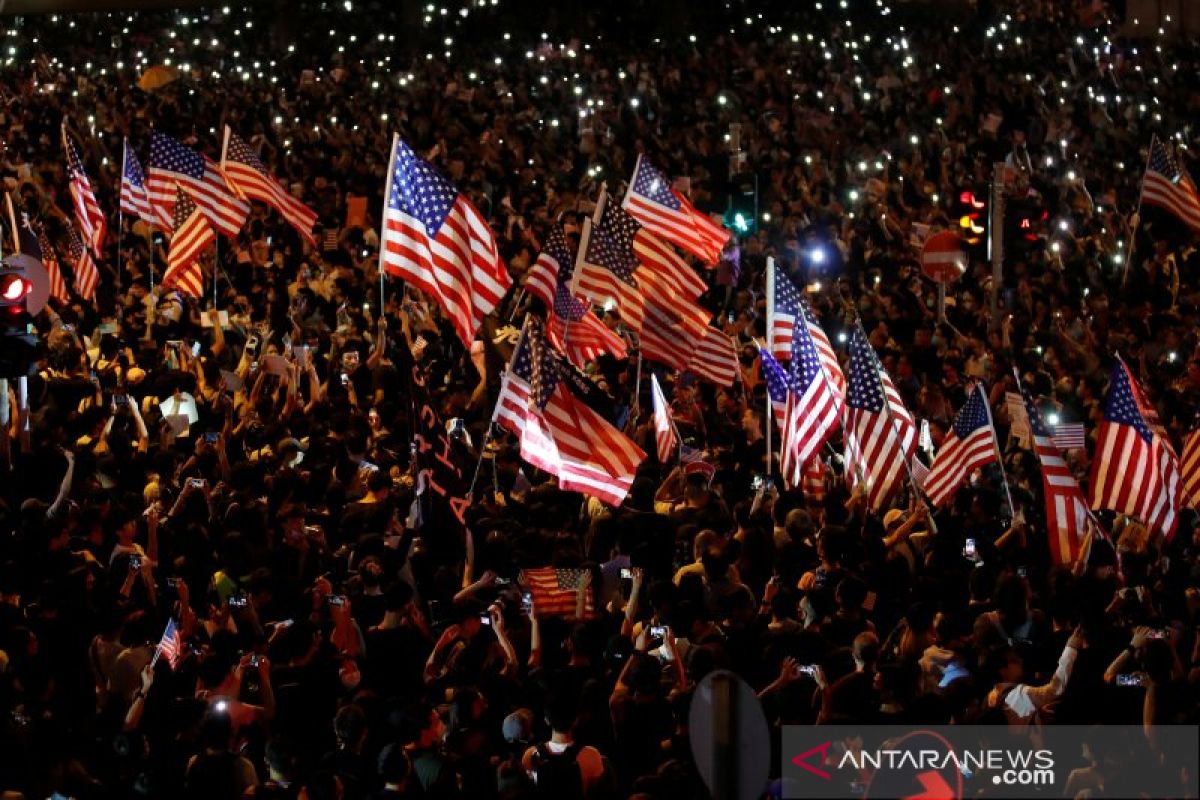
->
[[1181, 413, 1200, 509], [1019, 385, 1097, 566], [1050, 422, 1087, 451], [495, 317, 644, 506], [651, 373, 677, 463], [146, 132, 249, 238], [924, 384, 1000, 507], [760, 347, 792, 428], [1141, 135, 1200, 234], [762, 348, 826, 494], [163, 186, 213, 299], [638, 267, 737, 385], [520, 567, 594, 618], [120, 139, 161, 227], [547, 282, 627, 367], [64, 222, 99, 301], [766, 260, 845, 400], [62, 127, 106, 253], [623, 154, 730, 264], [844, 326, 917, 510], [776, 294, 844, 488], [1089, 361, 1181, 539], [152, 618, 183, 670], [572, 190, 646, 329], [380, 135, 511, 346], [13, 211, 68, 305], [221, 126, 318, 244], [524, 225, 570, 308]]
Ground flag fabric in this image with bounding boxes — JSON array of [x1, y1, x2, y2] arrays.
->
[[220, 127, 318, 244], [64, 222, 99, 301], [494, 318, 645, 506], [1019, 387, 1096, 566], [1141, 136, 1200, 234], [547, 282, 627, 367], [16, 214, 67, 304], [766, 258, 800, 360], [637, 267, 737, 385], [802, 457, 827, 502], [154, 618, 183, 670], [63, 129, 107, 253], [844, 326, 918, 510], [1180, 414, 1200, 509], [519, 567, 594, 618], [524, 224, 570, 308], [379, 135, 511, 347], [759, 347, 792, 428], [622, 154, 730, 264], [572, 190, 646, 330], [776, 299, 845, 489], [631, 224, 706, 299], [1050, 422, 1086, 451], [910, 457, 930, 490], [1089, 361, 1181, 539], [146, 131, 249, 238], [650, 373, 677, 463], [163, 186, 213, 299], [924, 384, 1000, 507], [681, 324, 739, 386], [120, 139, 161, 227]]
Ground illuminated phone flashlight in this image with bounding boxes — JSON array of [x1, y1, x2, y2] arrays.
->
[[1168, 351, 1178, 363], [1046, 412, 1061, 426], [604, 298, 615, 312], [807, 246, 826, 265]]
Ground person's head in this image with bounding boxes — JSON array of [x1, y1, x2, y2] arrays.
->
[[988, 646, 1024, 685], [692, 528, 718, 562], [452, 598, 485, 639], [544, 690, 578, 737], [401, 701, 445, 749], [377, 744, 412, 790], [264, 738, 300, 784], [333, 704, 367, 751], [366, 469, 391, 498], [852, 631, 880, 671]]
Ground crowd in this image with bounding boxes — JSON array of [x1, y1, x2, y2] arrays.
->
[[2, 0, 1200, 797]]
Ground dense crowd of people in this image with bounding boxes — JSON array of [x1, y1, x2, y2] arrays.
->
[[2, 0, 1200, 797]]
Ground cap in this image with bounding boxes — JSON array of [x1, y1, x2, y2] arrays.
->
[[502, 708, 534, 744], [684, 460, 716, 486]]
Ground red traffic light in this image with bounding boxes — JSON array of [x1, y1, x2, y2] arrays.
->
[[0, 274, 30, 302]]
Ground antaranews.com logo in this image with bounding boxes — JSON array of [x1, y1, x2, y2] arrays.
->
[[781, 725, 1198, 799]]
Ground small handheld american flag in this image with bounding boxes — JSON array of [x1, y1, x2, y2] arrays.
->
[[151, 618, 183, 670], [622, 154, 730, 265]]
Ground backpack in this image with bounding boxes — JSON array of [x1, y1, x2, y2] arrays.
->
[[531, 742, 585, 800]]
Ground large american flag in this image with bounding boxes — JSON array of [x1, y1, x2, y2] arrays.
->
[[19, 214, 68, 304], [650, 372, 677, 463], [776, 297, 844, 489], [146, 132, 249, 239], [622, 154, 730, 265], [531, 226, 627, 367], [572, 191, 646, 329], [767, 260, 846, 401], [220, 126, 318, 245], [494, 317, 645, 506], [62, 128, 106, 254], [924, 383, 1000, 507], [380, 135, 511, 346], [519, 567, 594, 618], [638, 267, 738, 385], [1019, 385, 1096, 566], [64, 222, 99, 301], [163, 186, 213, 299], [1141, 136, 1200, 234], [120, 139, 161, 227], [1089, 361, 1181, 539], [761, 348, 826, 496], [152, 618, 183, 670], [844, 325, 917, 511]]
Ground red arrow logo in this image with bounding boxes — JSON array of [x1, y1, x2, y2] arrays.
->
[[903, 770, 956, 800], [790, 741, 832, 781]]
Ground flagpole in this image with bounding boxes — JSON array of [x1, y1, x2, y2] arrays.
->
[[468, 313, 531, 498], [378, 133, 401, 318], [4, 193, 19, 253], [118, 138, 128, 295], [979, 380, 1017, 519], [212, 237, 219, 308], [1122, 136, 1154, 288]]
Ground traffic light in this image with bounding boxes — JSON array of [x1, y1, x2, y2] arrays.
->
[[0, 254, 46, 378], [725, 171, 758, 236]]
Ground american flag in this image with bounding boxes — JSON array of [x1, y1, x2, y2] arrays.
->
[[1180, 412, 1200, 509], [844, 325, 917, 511], [546, 281, 627, 367], [379, 135, 511, 347], [650, 373, 677, 463], [494, 317, 645, 506], [1088, 361, 1181, 539], [638, 267, 738, 385], [220, 126, 318, 245], [519, 567, 594, 618], [572, 191, 646, 329], [775, 301, 844, 489], [1019, 385, 1096, 565], [802, 457, 827, 502], [1141, 136, 1200, 234], [633, 225, 706, 300], [766, 258, 800, 360], [622, 154, 730, 265], [323, 227, 340, 252], [62, 128, 106, 254], [1051, 422, 1087, 451], [19, 215, 68, 304], [524, 224, 570, 308], [120, 138, 161, 227], [146, 131, 249, 239], [760, 348, 826, 495], [64, 222, 99, 300], [924, 384, 1000, 507], [152, 618, 183, 670], [910, 457, 930, 490], [163, 186, 213, 299]]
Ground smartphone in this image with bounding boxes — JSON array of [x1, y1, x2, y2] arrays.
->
[[620, 568, 633, 580], [752, 474, 766, 491], [229, 593, 248, 608], [963, 538, 977, 559], [521, 592, 533, 614], [1116, 673, 1146, 687], [129, 555, 142, 571], [494, 576, 511, 586], [794, 664, 818, 678], [166, 340, 183, 350], [246, 335, 260, 356], [1146, 629, 1168, 640], [649, 625, 667, 639], [114, 394, 129, 406], [479, 614, 492, 626], [1017, 566, 1028, 578], [327, 595, 346, 607], [727, 309, 736, 324], [188, 478, 206, 489], [340, 373, 350, 386], [192, 342, 201, 358], [247, 654, 261, 667]]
